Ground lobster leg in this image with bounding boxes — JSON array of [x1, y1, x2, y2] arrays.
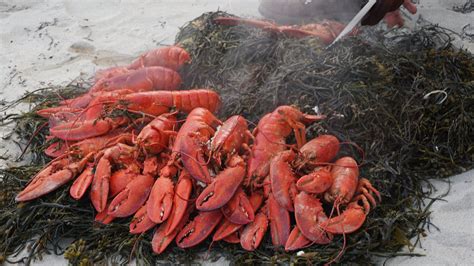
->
[[356, 178, 382, 207]]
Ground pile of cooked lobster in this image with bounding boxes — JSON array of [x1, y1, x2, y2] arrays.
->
[[15, 21, 380, 254]]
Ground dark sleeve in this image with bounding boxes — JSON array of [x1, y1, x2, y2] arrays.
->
[[361, 0, 404, 25]]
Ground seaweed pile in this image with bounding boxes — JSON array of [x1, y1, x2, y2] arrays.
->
[[1, 11, 474, 265]]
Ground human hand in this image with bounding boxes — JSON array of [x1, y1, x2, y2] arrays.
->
[[383, 0, 417, 28], [362, 0, 417, 27]]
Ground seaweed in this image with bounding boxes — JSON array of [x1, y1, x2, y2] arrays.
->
[[453, 0, 474, 14], [1, 11, 473, 265]]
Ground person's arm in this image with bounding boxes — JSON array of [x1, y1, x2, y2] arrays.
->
[[362, 0, 417, 27]]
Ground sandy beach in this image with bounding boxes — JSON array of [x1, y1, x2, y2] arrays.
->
[[1, 0, 473, 265]]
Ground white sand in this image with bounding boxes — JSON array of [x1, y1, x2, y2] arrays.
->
[[1, 0, 473, 265]]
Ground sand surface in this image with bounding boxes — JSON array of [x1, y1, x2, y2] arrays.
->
[[1, 0, 473, 265]]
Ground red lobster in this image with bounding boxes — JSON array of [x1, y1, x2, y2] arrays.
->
[[213, 16, 357, 44]]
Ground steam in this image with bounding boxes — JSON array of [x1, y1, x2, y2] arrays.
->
[[259, 0, 363, 24]]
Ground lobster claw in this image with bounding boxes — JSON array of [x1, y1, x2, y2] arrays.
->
[[294, 191, 333, 244], [146, 176, 175, 223], [295, 167, 333, 194], [175, 210, 223, 248], [90, 155, 112, 212], [44, 141, 70, 158], [16, 154, 92, 202], [108, 174, 154, 217], [240, 210, 269, 251], [69, 164, 95, 200], [221, 188, 255, 225], [129, 205, 156, 234], [319, 201, 367, 234], [152, 207, 191, 254], [164, 171, 193, 235], [95, 201, 116, 225], [196, 155, 246, 211], [267, 193, 291, 247], [179, 133, 213, 184], [108, 168, 139, 197], [270, 150, 298, 212], [213, 192, 263, 241], [285, 226, 311, 251]]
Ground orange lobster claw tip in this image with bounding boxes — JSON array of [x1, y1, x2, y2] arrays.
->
[[213, 219, 241, 242], [95, 207, 116, 225], [50, 117, 127, 141], [221, 188, 255, 225], [296, 168, 333, 194], [294, 191, 333, 244], [270, 150, 298, 212], [147, 177, 174, 223], [285, 226, 311, 251], [108, 174, 154, 218], [223, 231, 241, 244], [164, 172, 193, 235], [69, 164, 94, 200], [152, 224, 175, 254], [213, 192, 263, 241], [152, 206, 192, 254], [129, 205, 156, 234], [320, 201, 367, 234], [90, 157, 112, 213], [196, 157, 245, 211], [267, 194, 291, 247], [16, 155, 91, 202], [175, 210, 223, 249], [240, 211, 269, 251]]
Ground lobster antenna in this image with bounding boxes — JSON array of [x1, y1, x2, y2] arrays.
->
[[339, 141, 366, 167]]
